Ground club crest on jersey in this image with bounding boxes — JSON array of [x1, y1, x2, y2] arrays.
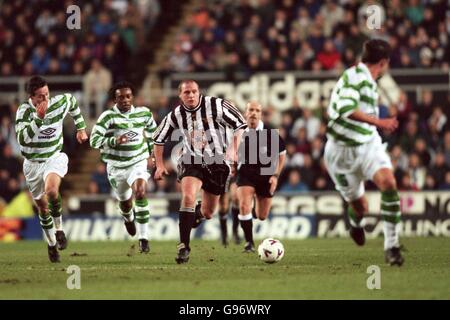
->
[[189, 129, 208, 149]]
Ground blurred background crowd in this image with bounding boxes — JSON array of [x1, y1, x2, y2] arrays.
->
[[0, 0, 449, 213], [160, 0, 449, 77]]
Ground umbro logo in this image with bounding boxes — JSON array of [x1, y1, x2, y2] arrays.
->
[[40, 128, 56, 136], [124, 131, 138, 139]]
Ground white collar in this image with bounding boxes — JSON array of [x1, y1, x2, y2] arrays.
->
[[357, 62, 376, 84], [113, 104, 135, 114], [246, 120, 264, 131], [181, 95, 203, 113], [256, 120, 264, 130], [28, 98, 36, 108]]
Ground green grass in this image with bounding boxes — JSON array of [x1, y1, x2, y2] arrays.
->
[[0, 238, 449, 299]]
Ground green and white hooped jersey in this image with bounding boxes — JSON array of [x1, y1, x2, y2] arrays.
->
[[90, 105, 157, 169], [327, 62, 380, 147], [15, 93, 86, 162]]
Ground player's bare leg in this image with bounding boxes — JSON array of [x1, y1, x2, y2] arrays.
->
[[119, 197, 136, 236], [177, 177, 202, 263], [44, 173, 67, 251], [218, 193, 230, 247], [200, 191, 221, 219], [348, 196, 369, 246], [237, 186, 256, 252], [229, 183, 241, 244], [254, 196, 272, 220], [132, 178, 150, 253], [35, 196, 59, 263], [373, 168, 404, 266]]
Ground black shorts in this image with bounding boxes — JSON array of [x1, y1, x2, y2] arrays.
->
[[236, 169, 273, 198], [177, 163, 230, 196]]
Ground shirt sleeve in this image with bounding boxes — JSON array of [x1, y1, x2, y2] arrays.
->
[[67, 94, 87, 130], [220, 99, 247, 131], [15, 103, 43, 145], [152, 111, 177, 145], [89, 112, 116, 149]]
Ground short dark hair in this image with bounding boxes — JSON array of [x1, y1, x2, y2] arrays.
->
[[178, 79, 199, 93], [361, 39, 391, 64], [26, 76, 48, 96], [109, 81, 135, 100]]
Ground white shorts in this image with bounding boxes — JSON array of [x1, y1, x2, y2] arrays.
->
[[23, 152, 69, 200], [324, 136, 392, 202], [107, 160, 150, 201]]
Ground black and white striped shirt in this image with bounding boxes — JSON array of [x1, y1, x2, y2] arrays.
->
[[153, 95, 247, 164]]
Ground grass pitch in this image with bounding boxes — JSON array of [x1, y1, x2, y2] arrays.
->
[[0, 238, 449, 299]]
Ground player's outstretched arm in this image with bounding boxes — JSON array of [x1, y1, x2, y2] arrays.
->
[[67, 94, 87, 132], [144, 110, 158, 154], [349, 110, 398, 133], [89, 112, 115, 149], [153, 144, 168, 180], [269, 152, 286, 196]]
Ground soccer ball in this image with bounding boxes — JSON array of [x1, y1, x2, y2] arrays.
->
[[258, 238, 285, 263]]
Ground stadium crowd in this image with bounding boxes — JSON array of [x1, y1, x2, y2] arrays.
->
[[1, 0, 450, 211], [161, 0, 449, 76], [0, 0, 160, 78], [0, 0, 160, 119]]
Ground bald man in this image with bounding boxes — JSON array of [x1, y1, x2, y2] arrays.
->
[[236, 102, 286, 252]]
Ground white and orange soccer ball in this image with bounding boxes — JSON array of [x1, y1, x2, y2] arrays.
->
[[258, 238, 285, 263]]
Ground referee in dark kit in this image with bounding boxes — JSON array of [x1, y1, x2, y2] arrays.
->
[[236, 101, 286, 253]]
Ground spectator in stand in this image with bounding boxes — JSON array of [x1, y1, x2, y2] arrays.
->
[[399, 172, 419, 191], [398, 120, 419, 153], [284, 142, 304, 169], [405, 0, 424, 26], [291, 108, 321, 143], [319, 0, 344, 37], [413, 138, 432, 167], [0, 116, 20, 157], [0, 143, 23, 203], [317, 39, 341, 70], [395, 91, 413, 129], [35, 9, 56, 36], [423, 173, 437, 190], [298, 154, 315, 189], [31, 45, 50, 74], [428, 152, 449, 188], [0, 144, 21, 180], [83, 59, 113, 119], [443, 131, 450, 166], [169, 43, 191, 72], [439, 172, 450, 190], [390, 144, 409, 172], [93, 12, 116, 42], [407, 153, 426, 190], [280, 169, 309, 193], [415, 90, 435, 131], [89, 163, 110, 195], [428, 107, 447, 133]]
